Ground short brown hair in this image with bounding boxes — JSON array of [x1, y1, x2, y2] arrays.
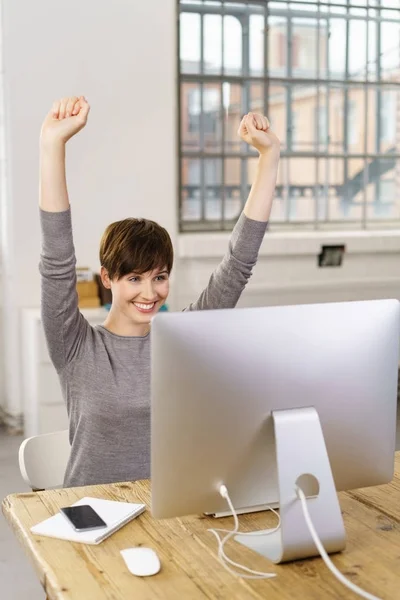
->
[[99, 218, 174, 281]]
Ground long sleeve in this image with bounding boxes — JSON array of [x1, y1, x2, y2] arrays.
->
[[39, 207, 89, 372], [185, 213, 267, 312]]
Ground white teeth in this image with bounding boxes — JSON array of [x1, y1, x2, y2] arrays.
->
[[134, 303, 155, 310]]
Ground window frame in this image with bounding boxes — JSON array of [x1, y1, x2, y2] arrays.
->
[[178, 0, 400, 232]]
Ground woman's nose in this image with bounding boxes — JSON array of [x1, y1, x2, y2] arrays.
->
[[141, 279, 156, 300]]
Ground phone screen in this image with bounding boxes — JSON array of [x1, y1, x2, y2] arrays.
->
[[60, 505, 107, 531]]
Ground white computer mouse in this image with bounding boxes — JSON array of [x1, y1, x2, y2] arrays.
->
[[120, 546, 161, 577]]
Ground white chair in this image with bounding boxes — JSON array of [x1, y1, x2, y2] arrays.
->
[[19, 430, 71, 491]]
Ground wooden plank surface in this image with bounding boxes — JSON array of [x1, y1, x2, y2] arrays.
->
[[3, 455, 400, 599], [349, 453, 400, 521]]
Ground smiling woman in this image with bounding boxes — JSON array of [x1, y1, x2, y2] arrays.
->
[[102, 267, 170, 335], [98, 217, 173, 336], [38, 96, 280, 488]]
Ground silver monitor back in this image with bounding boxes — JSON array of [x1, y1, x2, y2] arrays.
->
[[151, 300, 399, 519]]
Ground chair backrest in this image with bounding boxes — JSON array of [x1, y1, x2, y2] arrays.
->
[[19, 430, 71, 490]]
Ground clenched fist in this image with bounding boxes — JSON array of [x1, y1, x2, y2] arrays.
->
[[40, 96, 90, 145], [238, 112, 280, 156]]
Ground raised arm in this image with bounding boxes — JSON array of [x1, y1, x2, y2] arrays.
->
[[39, 96, 91, 371], [241, 112, 280, 222], [186, 112, 280, 312]]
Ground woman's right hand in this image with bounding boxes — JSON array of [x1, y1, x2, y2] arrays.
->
[[40, 96, 90, 146]]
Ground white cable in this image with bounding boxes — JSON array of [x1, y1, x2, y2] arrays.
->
[[295, 486, 382, 600], [207, 484, 280, 579], [210, 482, 382, 597]]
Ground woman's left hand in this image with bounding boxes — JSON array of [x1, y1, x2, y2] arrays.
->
[[238, 112, 280, 156]]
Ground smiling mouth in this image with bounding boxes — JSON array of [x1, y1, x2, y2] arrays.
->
[[132, 302, 156, 313]]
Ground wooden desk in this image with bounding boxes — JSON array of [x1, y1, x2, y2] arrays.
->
[[3, 454, 400, 600]]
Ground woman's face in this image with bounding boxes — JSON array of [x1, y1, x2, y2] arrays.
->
[[101, 266, 170, 328]]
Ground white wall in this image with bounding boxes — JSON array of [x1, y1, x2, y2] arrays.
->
[[1, 0, 400, 426], [0, 0, 177, 422], [178, 229, 400, 309]]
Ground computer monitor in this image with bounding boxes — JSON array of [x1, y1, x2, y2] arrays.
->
[[150, 299, 399, 562]]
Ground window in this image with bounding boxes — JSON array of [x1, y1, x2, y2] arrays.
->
[[187, 88, 219, 135], [380, 90, 397, 143], [291, 111, 299, 149], [179, 0, 400, 231], [0, 6, 6, 236], [348, 101, 358, 147], [317, 106, 328, 148]]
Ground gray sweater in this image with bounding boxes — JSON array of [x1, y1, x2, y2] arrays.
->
[[39, 208, 267, 487]]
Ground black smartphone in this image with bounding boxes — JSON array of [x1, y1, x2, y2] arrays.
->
[[60, 505, 107, 532]]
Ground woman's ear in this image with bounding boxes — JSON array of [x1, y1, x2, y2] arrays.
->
[[100, 266, 112, 289]]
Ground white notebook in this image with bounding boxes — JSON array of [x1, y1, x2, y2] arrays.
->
[[31, 496, 146, 545]]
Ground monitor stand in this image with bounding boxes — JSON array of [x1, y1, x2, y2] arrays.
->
[[235, 406, 346, 563]]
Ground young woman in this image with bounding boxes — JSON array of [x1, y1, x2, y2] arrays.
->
[[39, 96, 280, 487]]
